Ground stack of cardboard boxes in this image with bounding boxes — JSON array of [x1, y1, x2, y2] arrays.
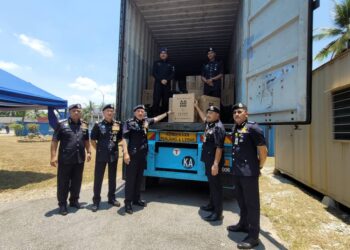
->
[[185, 75, 204, 100], [142, 73, 234, 123], [222, 74, 234, 105], [142, 76, 154, 105]]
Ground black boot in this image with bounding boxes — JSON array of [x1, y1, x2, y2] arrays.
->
[[200, 204, 214, 212], [203, 212, 223, 222], [59, 205, 68, 216], [125, 203, 133, 214]]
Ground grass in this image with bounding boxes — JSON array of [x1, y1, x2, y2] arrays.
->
[[260, 158, 350, 250], [0, 136, 122, 194]]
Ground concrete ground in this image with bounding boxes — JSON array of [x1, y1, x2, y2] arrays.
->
[[0, 178, 287, 250]]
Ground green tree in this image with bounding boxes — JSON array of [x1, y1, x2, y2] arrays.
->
[[313, 0, 350, 61], [9, 123, 24, 136], [27, 123, 40, 134], [82, 101, 95, 123]]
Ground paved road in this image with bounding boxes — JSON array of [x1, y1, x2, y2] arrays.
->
[[0, 179, 287, 250]]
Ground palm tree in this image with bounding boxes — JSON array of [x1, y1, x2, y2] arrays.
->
[[313, 0, 350, 61], [82, 100, 95, 124]]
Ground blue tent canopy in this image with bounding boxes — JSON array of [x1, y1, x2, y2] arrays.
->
[[0, 69, 67, 128]]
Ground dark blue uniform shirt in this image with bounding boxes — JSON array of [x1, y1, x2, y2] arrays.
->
[[123, 117, 155, 156], [201, 60, 223, 90], [90, 120, 123, 162], [231, 121, 266, 177], [152, 60, 175, 83], [201, 120, 226, 174], [53, 118, 89, 165]]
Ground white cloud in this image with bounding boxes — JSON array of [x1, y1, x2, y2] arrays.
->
[[18, 34, 53, 58], [67, 77, 116, 105], [0, 61, 20, 71], [69, 76, 98, 91], [66, 95, 89, 106]]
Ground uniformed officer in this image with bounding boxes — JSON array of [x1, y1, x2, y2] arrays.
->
[[195, 102, 226, 222], [90, 104, 123, 212], [122, 105, 171, 214], [152, 47, 175, 116], [201, 47, 224, 98], [50, 103, 91, 216], [227, 103, 268, 249]]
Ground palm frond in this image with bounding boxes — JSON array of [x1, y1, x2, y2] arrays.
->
[[333, 0, 350, 28], [314, 40, 337, 61], [313, 27, 344, 41]]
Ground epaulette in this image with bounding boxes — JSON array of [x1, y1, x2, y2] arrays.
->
[[58, 119, 68, 124], [247, 121, 256, 125]]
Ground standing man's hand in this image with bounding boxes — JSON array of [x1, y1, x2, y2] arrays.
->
[[86, 152, 92, 162], [161, 79, 167, 85], [124, 153, 131, 165], [207, 79, 214, 86], [211, 163, 219, 176], [50, 157, 58, 168]]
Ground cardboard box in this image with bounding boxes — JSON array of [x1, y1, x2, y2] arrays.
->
[[221, 89, 234, 105], [142, 89, 153, 105], [195, 75, 203, 89], [187, 89, 203, 100], [168, 97, 174, 123], [186, 76, 196, 90], [147, 76, 154, 90], [171, 93, 196, 122], [198, 95, 221, 112], [224, 74, 234, 90]]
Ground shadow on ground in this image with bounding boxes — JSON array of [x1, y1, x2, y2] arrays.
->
[[0, 169, 55, 191]]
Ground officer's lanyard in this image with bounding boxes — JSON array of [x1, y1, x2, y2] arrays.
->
[[234, 121, 247, 145]]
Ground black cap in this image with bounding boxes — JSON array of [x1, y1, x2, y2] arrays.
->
[[159, 47, 168, 53], [133, 104, 146, 112], [102, 104, 114, 111], [232, 102, 247, 111], [68, 103, 82, 111], [207, 105, 220, 113], [207, 47, 215, 53]]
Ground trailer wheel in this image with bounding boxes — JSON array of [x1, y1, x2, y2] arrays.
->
[[145, 177, 160, 188]]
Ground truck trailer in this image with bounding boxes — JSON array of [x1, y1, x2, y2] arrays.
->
[[116, 0, 316, 190]]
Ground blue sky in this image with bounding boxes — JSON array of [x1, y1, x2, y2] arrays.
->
[[0, 0, 121, 106], [0, 0, 337, 107]]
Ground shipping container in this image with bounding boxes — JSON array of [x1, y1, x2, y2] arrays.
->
[[275, 50, 350, 208], [116, 0, 314, 188]]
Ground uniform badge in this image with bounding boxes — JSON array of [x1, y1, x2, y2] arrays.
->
[[112, 123, 120, 134], [81, 122, 88, 131], [100, 125, 106, 134], [241, 127, 248, 133], [143, 120, 149, 133]]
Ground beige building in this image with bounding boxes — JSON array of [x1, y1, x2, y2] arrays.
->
[[275, 50, 350, 208]]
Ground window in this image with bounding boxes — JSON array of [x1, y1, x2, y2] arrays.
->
[[332, 87, 350, 140]]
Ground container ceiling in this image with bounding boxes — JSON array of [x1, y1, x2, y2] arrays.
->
[[134, 0, 240, 76]]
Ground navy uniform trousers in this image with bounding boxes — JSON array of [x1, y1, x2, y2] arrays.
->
[[93, 160, 117, 204], [233, 176, 260, 239], [124, 150, 147, 204], [205, 162, 223, 215], [57, 163, 84, 206]]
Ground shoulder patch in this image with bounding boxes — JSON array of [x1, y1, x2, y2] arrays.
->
[[58, 119, 68, 124]]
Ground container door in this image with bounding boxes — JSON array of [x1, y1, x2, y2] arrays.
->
[[242, 0, 314, 124]]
